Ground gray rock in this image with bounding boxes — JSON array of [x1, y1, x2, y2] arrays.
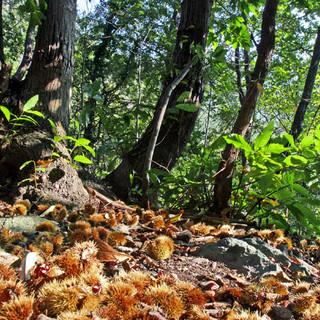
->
[[194, 237, 310, 278], [0, 215, 58, 233]]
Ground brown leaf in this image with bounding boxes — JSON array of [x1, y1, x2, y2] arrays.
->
[[142, 254, 166, 270], [37, 159, 53, 168], [94, 239, 132, 262]]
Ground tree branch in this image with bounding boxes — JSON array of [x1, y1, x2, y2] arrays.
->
[[289, 26, 320, 141], [141, 60, 193, 207]]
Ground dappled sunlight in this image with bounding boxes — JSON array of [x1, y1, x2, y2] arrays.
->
[[45, 78, 61, 91]]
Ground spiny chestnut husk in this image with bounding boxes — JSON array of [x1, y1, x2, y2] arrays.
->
[[39, 277, 85, 316], [103, 280, 138, 317], [188, 222, 211, 236], [146, 235, 174, 260], [173, 281, 207, 309], [143, 283, 184, 319], [108, 232, 127, 247], [0, 295, 34, 320]]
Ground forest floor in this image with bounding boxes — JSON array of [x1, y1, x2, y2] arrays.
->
[[0, 195, 320, 320]]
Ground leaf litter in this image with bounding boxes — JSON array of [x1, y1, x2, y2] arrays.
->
[[0, 198, 319, 319]]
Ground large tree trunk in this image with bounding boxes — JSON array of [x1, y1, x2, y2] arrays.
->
[[104, 0, 213, 202], [0, 0, 91, 208], [290, 26, 320, 141], [23, 0, 76, 136], [212, 0, 279, 216]]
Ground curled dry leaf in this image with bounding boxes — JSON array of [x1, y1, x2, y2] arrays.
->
[[94, 239, 133, 263]]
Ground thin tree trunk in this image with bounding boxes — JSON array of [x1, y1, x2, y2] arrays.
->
[[104, 0, 213, 202], [141, 60, 193, 206], [290, 26, 320, 141], [212, 0, 279, 215], [12, 22, 35, 81]]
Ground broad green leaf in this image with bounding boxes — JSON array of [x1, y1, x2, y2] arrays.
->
[[291, 154, 308, 165], [23, 95, 39, 111], [254, 121, 274, 150], [177, 91, 190, 102], [75, 138, 91, 147], [296, 197, 320, 206], [290, 203, 318, 227], [258, 172, 274, 194], [92, 94, 104, 102], [283, 133, 295, 146], [224, 134, 252, 152], [273, 188, 294, 201], [73, 155, 92, 164], [83, 145, 95, 157], [284, 155, 308, 166], [292, 184, 310, 197], [147, 168, 170, 176], [149, 172, 160, 185], [287, 204, 308, 227], [176, 103, 198, 112], [265, 143, 287, 154], [300, 135, 313, 149], [0, 106, 11, 121]]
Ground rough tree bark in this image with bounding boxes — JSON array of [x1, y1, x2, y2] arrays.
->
[[0, 0, 90, 208], [104, 0, 213, 202], [23, 0, 76, 135], [12, 22, 35, 82], [290, 26, 320, 141], [212, 0, 279, 216]]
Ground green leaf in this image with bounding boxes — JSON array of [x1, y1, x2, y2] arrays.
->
[[0, 106, 11, 121], [224, 134, 252, 152], [48, 119, 58, 135], [147, 168, 170, 176], [290, 203, 318, 227], [149, 172, 160, 185], [83, 145, 95, 157], [273, 188, 294, 201], [254, 121, 274, 150], [54, 136, 77, 142], [300, 135, 313, 149], [177, 91, 190, 102], [265, 143, 287, 154], [75, 138, 91, 147], [176, 103, 198, 112], [20, 160, 34, 170], [23, 95, 39, 111], [258, 172, 274, 194], [296, 197, 320, 206], [293, 184, 310, 197], [283, 155, 308, 166], [25, 110, 45, 118], [287, 204, 308, 227], [12, 115, 38, 125], [283, 133, 298, 149], [73, 155, 92, 164]]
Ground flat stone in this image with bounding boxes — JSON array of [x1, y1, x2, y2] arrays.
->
[[194, 237, 310, 278], [0, 215, 58, 233]]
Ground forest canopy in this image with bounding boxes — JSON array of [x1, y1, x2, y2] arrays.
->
[[1, 0, 320, 236]]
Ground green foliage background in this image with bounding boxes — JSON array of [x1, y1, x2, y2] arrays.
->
[[2, 0, 320, 235]]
